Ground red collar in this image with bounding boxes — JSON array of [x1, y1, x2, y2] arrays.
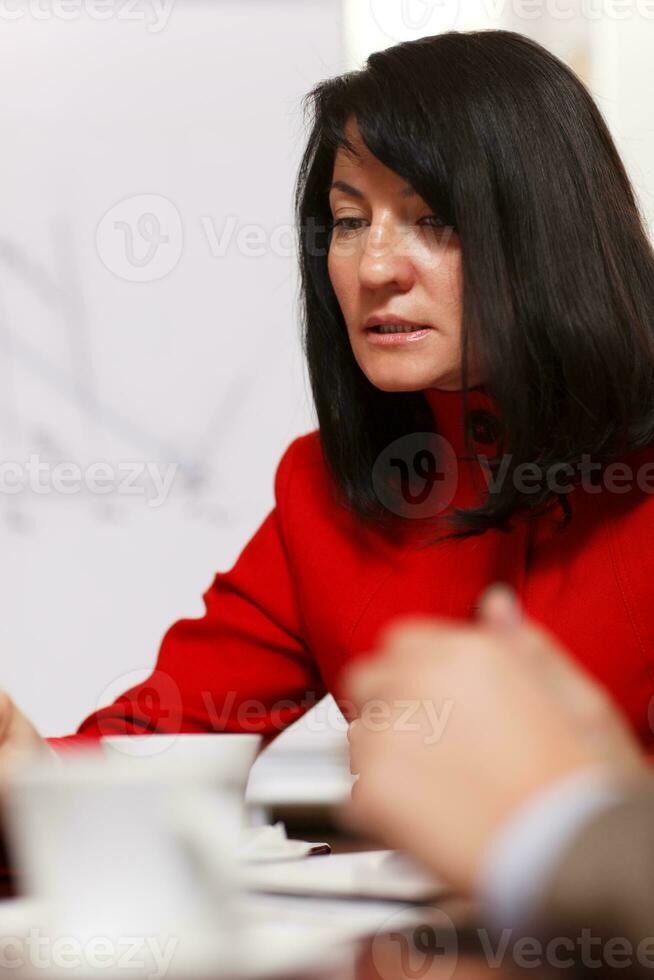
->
[[423, 385, 502, 458]]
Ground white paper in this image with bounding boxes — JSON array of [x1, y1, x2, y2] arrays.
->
[[244, 849, 448, 901]]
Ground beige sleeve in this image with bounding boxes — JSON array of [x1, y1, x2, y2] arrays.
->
[[529, 775, 654, 974]]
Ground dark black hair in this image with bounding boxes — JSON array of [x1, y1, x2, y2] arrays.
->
[[294, 29, 654, 538]]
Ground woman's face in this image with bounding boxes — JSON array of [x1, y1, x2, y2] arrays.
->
[[327, 116, 473, 392]]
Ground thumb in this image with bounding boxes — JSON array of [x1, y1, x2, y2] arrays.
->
[[477, 583, 522, 631]]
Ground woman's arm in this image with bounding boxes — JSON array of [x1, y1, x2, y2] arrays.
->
[[0, 435, 324, 887], [47, 434, 326, 753]]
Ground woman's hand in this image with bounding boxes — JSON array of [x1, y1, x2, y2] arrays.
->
[[0, 689, 50, 780], [340, 586, 645, 895]]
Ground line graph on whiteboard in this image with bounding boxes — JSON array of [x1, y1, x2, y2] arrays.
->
[[0, 219, 257, 533]]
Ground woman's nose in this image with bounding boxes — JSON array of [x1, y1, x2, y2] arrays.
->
[[357, 220, 417, 292]]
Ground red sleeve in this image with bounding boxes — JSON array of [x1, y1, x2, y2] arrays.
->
[[47, 435, 327, 755]]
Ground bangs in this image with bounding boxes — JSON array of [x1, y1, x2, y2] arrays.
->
[[303, 62, 456, 230]]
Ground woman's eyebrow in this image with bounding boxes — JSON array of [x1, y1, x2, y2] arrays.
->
[[329, 179, 416, 199]]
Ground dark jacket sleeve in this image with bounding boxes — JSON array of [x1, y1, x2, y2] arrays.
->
[[47, 434, 327, 753]]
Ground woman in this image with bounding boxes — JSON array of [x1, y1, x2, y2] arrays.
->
[[3, 28, 654, 761]]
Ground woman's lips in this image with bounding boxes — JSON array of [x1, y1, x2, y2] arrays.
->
[[364, 326, 433, 346]]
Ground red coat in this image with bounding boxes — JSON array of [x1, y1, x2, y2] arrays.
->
[[48, 386, 654, 754]]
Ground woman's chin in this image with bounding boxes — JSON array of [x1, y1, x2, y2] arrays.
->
[[363, 366, 460, 393]]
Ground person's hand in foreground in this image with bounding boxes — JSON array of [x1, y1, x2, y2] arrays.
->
[[341, 585, 646, 896]]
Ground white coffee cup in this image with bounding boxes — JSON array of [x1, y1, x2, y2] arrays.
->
[[100, 733, 260, 783], [2, 742, 256, 957], [100, 733, 260, 827]]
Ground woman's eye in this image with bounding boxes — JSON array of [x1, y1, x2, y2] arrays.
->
[[330, 215, 455, 234], [418, 215, 449, 228], [331, 217, 366, 232]]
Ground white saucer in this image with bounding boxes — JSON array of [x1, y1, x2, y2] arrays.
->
[[0, 898, 352, 979]]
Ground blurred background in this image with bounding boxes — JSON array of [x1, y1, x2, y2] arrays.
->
[[1, 0, 653, 792]]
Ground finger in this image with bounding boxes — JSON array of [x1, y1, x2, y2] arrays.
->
[[477, 583, 522, 631]]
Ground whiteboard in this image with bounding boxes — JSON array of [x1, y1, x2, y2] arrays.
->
[[0, 0, 344, 737]]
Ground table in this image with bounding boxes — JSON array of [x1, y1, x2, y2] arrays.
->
[[264, 905, 559, 980], [0, 814, 570, 980]]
